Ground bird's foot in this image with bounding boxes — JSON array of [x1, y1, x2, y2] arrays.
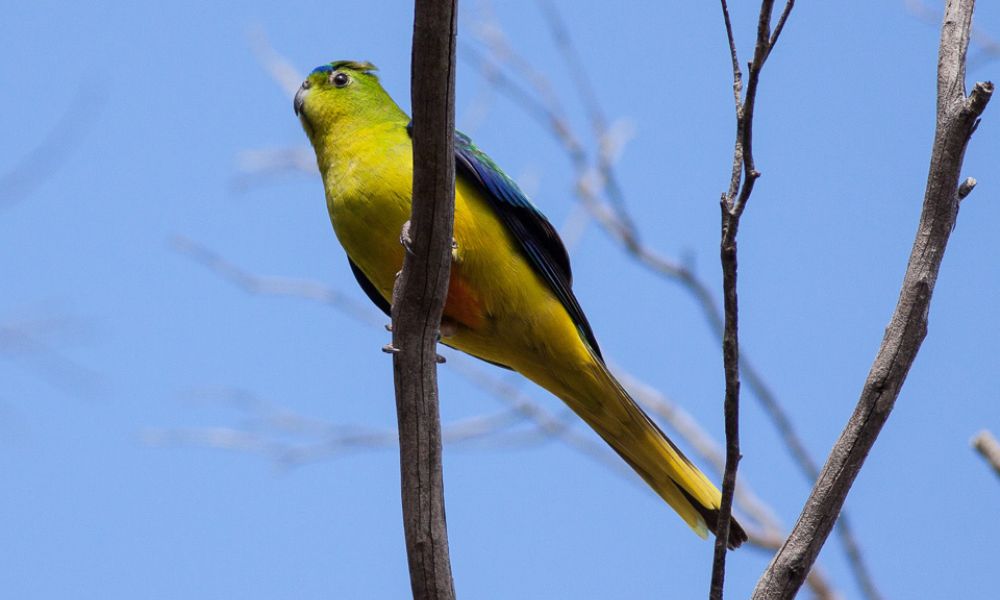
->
[[382, 342, 446, 364], [439, 321, 457, 339], [399, 222, 458, 259], [399, 220, 414, 255]]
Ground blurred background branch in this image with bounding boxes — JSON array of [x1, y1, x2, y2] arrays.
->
[[169, 235, 841, 599], [972, 430, 1000, 479], [1, 84, 104, 210], [0, 311, 101, 397], [906, 0, 1000, 68]]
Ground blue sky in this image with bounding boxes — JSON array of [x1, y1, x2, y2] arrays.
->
[[2, 1, 998, 598]]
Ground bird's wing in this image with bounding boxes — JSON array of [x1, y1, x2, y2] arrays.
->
[[348, 258, 391, 316], [408, 123, 602, 359]]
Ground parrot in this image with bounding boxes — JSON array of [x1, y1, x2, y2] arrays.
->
[[294, 60, 746, 548]]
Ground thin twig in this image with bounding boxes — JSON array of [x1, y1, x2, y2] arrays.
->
[[534, 0, 641, 240], [142, 389, 541, 468], [906, 0, 1000, 69], [0, 313, 102, 396], [247, 27, 302, 98], [710, 2, 794, 596], [752, 0, 992, 597], [169, 235, 383, 327], [1, 83, 105, 209]]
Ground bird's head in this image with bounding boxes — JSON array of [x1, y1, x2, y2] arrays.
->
[[294, 60, 402, 141]]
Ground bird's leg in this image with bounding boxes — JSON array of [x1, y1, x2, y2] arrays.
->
[[385, 233, 405, 353], [382, 321, 397, 353], [382, 336, 447, 363], [387, 221, 451, 363], [400, 220, 458, 260], [439, 319, 458, 339], [399, 220, 414, 255], [433, 319, 460, 364]]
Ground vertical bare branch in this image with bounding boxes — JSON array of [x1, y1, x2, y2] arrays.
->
[[392, 1, 459, 598], [752, 1, 992, 598], [972, 430, 1000, 479], [710, 2, 795, 598]]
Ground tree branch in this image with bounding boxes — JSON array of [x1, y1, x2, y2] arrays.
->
[[752, 1, 992, 597], [391, 2, 459, 598], [1, 83, 104, 209], [972, 430, 1000, 479], [710, 2, 795, 598]]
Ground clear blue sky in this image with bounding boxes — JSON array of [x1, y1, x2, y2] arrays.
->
[[2, 1, 997, 598]]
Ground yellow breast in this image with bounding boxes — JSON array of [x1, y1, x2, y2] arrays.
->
[[320, 122, 591, 377]]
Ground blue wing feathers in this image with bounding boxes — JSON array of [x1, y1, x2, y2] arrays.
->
[[407, 123, 603, 359]]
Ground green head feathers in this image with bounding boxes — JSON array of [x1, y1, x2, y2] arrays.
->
[[294, 60, 406, 140]]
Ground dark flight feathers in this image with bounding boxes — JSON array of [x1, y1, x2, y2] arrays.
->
[[448, 127, 603, 359]]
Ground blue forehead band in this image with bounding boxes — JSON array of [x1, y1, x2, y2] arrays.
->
[[310, 65, 334, 75]]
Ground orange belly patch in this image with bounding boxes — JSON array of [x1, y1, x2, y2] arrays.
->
[[443, 270, 485, 330]]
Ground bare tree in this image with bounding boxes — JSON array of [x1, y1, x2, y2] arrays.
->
[[752, 1, 992, 597]]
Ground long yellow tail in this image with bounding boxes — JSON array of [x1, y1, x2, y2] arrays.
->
[[555, 352, 747, 548]]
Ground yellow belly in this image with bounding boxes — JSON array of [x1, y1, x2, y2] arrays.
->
[[324, 142, 593, 388]]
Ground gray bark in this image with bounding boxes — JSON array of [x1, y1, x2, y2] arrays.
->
[[751, 1, 992, 597], [391, 1, 459, 598]]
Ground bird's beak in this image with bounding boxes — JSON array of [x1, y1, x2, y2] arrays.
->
[[293, 84, 308, 117]]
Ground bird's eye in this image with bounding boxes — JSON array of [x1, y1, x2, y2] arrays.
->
[[332, 72, 351, 88]]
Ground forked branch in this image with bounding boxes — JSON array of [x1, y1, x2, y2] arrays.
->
[[710, 2, 796, 598], [751, 1, 992, 598]]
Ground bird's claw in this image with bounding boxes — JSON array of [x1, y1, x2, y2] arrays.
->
[[439, 321, 457, 339], [400, 220, 414, 255], [382, 343, 445, 364], [398, 223, 458, 257]]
